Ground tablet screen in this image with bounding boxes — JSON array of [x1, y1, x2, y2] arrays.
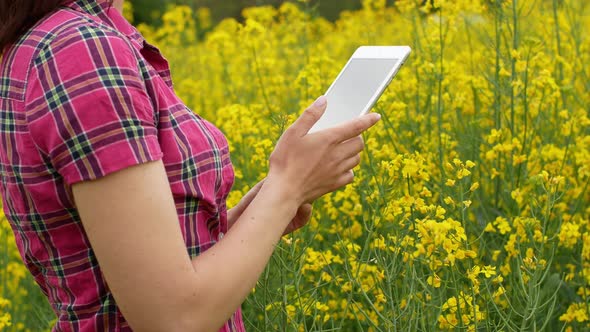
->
[[311, 58, 399, 132]]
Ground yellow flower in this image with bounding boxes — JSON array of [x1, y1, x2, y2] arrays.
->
[[0, 297, 11, 329], [402, 158, 419, 178], [494, 217, 512, 234], [427, 274, 442, 288], [0, 313, 12, 330], [560, 303, 590, 323], [481, 265, 497, 278], [456, 168, 471, 179], [315, 301, 330, 312], [559, 222, 581, 248], [493, 286, 506, 298], [484, 222, 496, 232]]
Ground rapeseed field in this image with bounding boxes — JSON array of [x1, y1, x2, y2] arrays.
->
[[1, 0, 589, 330]]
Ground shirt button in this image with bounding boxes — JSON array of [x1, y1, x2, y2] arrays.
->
[[218, 232, 224, 240]]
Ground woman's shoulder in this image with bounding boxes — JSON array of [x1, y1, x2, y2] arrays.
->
[[27, 7, 133, 59], [1, 7, 138, 102]]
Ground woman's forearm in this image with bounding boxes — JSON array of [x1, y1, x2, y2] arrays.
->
[[226, 180, 265, 229], [180, 176, 299, 331]]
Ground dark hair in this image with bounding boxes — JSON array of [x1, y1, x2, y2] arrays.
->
[[0, 0, 67, 51], [0, 0, 114, 52]]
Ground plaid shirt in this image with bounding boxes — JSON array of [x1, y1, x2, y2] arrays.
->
[[0, 0, 243, 331]]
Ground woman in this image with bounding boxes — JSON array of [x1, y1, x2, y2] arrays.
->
[[0, 0, 380, 330]]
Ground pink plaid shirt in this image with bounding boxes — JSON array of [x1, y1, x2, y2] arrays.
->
[[0, 0, 243, 330]]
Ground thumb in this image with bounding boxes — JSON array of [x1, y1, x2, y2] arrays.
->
[[291, 96, 327, 136]]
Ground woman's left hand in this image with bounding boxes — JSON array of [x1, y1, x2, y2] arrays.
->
[[227, 179, 313, 236], [281, 202, 313, 235]]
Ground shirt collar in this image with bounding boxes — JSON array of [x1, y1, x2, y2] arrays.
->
[[64, 0, 146, 48]]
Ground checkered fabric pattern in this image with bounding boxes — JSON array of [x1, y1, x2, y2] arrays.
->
[[0, 0, 241, 330]]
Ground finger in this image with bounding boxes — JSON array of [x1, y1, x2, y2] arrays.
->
[[283, 204, 313, 236], [336, 154, 361, 173], [298, 202, 313, 212], [332, 170, 355, 191], [252, 179, 265, 193], [328, 113, 381, 143], [241, 180, 265, 203], [332, 136, 365, 160], [290, 96, 328, 136], [296, 204, 313, 222]]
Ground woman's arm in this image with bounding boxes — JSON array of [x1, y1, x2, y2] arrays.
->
[[226, 180, 264, 229], [72, 97, 380, 331], [227, 179, 313, 235]]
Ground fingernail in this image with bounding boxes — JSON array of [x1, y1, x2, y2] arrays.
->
[[374, 113, 382, 120], [313, 96, 327, 107]]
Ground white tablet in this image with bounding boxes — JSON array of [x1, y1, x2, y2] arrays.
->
[[309, 46, 411, 133]]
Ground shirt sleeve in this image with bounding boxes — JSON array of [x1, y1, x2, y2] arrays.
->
[[24, 25, 163, 185]]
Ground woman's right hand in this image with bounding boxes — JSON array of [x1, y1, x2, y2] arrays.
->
[[267, 96, 381, 206]]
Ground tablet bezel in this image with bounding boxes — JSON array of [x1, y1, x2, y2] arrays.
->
[[309, 46, 411, 133]]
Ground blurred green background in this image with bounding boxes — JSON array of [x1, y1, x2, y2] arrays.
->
[[131, 0, 363, 24]]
